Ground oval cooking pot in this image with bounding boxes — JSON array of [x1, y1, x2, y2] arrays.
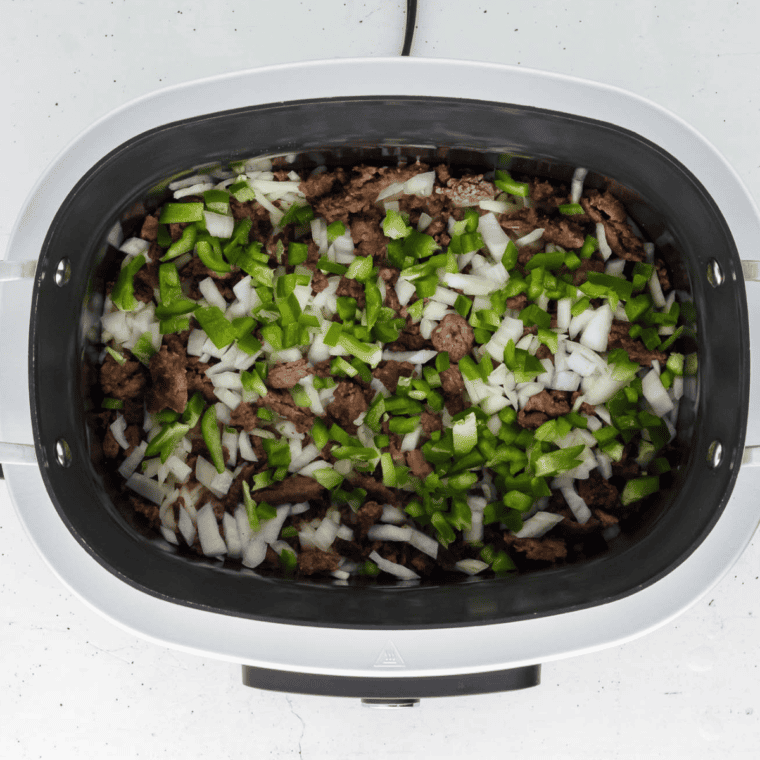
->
[[3, 58, 760, 701]]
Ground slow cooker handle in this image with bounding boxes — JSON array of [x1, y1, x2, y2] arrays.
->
[[0, 261, 39, 478], [241, 663, 541, 702]]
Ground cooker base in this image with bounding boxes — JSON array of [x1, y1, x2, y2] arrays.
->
[[241, 663, 541, 699]]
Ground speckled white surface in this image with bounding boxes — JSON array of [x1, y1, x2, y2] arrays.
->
[[2, 1, 760, 758]]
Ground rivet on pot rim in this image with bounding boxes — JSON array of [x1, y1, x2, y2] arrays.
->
[[54, 258, 72, 287], [706, 259, 724, 288], [55, 438, 72, 468], [707, 440, 723, 469]]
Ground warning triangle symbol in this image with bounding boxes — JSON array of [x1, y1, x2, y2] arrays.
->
[[373, 639, 406, 668]]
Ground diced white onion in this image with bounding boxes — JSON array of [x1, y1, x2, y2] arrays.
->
[[242, 538, 268, 569], [311, 218, 328, 253], [369, 551, 420, 580], [642, 368, 675, 416], [119, 237, 150, 256], [196, 456, 219, 490], [455, 559, 489, 576], [178, 507, 196, 546], [210, 469, 235, 496], [477, 212, 510, 259], [407, 529, 439, 559], [596, 223, 612, 260], [125, 472, 170, 505], [596, 450, 613, 479], [198, 277, 227, 311], [395, 279, 416, 306], [441, 272, 496, 295], [570, 167, 588, 204], [203, 211, 235, 239], [381, 505, 406, 524], [109, 415, 129, 449], [234, 503, 253, 547], [166, 455, 192, 483], [187, 329, 207, 356], [222, 429, 238, 467], [515, 228, 545, 247], [367, 524, 413, 542], [196, 503, 227, 556], [223, 512, 242, 559], [514, 512, 564, 538], [560, 484, 593, 524], [404, 171, 436, 197], [417, 212, 433, 231], [209, 371, 244, 390], [259, 505, 291, 544], [214, 387, 242, 411], [160, 527, 179, 545], [648, 268, 667, 308], [377, 181, 406, 202], [580, 304, 613, 352]]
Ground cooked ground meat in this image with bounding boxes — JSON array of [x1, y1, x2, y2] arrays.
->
[[430, 313, 475, 362]]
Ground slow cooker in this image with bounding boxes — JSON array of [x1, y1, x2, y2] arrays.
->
[[3, 58, 760, 704]]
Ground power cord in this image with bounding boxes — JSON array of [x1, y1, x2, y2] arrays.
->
[[401, 0, 417, 56]]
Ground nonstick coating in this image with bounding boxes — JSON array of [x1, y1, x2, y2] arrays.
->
[[28, 96, 749, 629]]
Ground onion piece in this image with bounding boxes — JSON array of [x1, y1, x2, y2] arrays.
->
[[417, 212, 433, 231], [407, 529, 439, 559], [395, 278, 417, 306], [160, 527, 179, 545], [403, 171, 436, 197], [242, 538, 267, 569], [596, 223, 613, 260], [204, 210, 235, 239], [223, 512, 242, 559], [515, 228, 544, 247], [196, 503, 227, 557], [648, 268, 667, 308], [367, 524, 413, 542], [441, 272, 496, 296], [198, 277, 227, 311], [642, 368, 675, 415], [455, 559, 489, 576], [570, 167, 588, 204], [477, 212, 509, 259], [369, 550, 420, 580], [580, 304, 613, 352], [119, 237, 150, 256], [166, 455, 192, 483], [381, 505, 407, 524], [560, 484, 593, 524], [222, 428, 238, 467], [234, 503, 253, 547], [259, 505, 291, 544], [514, 512, 564, 538], [125, 472, 170, 505], [110, 415, 129, 449], [178, 507, 196, 546]]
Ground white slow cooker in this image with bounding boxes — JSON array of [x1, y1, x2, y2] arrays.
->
[[3, 58, 760, 702]]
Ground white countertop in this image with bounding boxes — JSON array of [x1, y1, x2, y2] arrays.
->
[[2, 1, 760, 757]]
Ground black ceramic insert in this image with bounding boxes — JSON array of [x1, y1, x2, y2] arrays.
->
[[29, 96, 748, 630]]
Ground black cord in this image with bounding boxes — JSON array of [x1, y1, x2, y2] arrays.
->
[[401, 0, 417, 56]]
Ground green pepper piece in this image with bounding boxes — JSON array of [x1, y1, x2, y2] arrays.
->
[[196, 238, 231, 273], [111, 254, 146, 312], [161, 224, 197, 262], [201, 405, 226, 474]]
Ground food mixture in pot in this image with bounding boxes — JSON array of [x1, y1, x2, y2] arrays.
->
[[88, 157, 689, 582]]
